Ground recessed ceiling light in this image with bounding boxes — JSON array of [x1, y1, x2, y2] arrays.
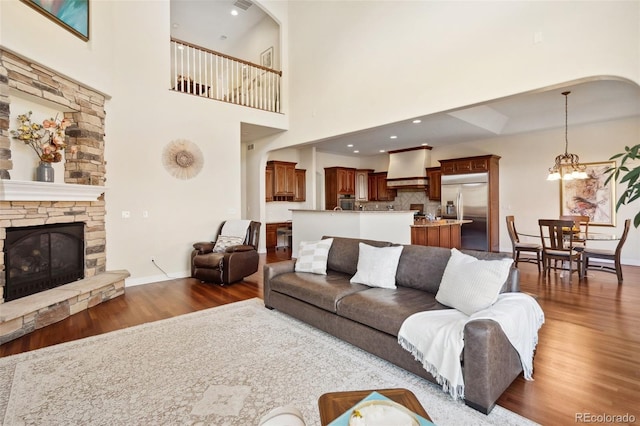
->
[[347, 144, 354, 147], [413, 119, 422, 124], [353, 150, 360, 153], [379, 149, 386, 153], [231, 9, 239, 16], [390, 135, 397, 139], [421, 143, 429, 146]]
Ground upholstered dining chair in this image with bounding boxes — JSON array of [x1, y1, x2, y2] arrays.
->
[[581, 219, 631, 284], [559, 214, 590, 250], [506, 215, 542, 272], [191, 220, 261, 285], [538, 219, 583, 279]]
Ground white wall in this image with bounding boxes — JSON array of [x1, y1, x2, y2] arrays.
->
[[2, 0, 288, 285]]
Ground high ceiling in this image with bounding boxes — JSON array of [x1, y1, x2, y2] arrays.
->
[[243, 78, 640, 156], [170, 1, 640, 156]]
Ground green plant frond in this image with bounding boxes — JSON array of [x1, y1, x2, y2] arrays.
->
[[634, 213, 640, 229], [609, 153, 624, 160], [619, 168, 640, 184]]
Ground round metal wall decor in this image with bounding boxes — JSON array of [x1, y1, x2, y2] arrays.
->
[[162, 139, 204, 180]]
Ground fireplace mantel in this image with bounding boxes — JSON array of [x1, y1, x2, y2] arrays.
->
[[0, 180, 106, 201]]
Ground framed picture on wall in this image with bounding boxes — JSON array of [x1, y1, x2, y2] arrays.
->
[[21, 0, 89, 41], [261, 47, 273, 68], [560, 161, 616, 226]]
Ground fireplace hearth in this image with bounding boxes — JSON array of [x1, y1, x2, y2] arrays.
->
[[5, 223, 85, 302]]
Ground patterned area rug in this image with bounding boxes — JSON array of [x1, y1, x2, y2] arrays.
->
[[0, 298, 537, 425]]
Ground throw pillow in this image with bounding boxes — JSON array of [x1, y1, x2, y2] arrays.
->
[[295, 238, 334, 275], [350, 243, 403, 289], [213, 235, 245, 253], [435, 248, 513, 316]]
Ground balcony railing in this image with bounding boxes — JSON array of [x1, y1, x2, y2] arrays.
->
[[170, 38, 281, 113]]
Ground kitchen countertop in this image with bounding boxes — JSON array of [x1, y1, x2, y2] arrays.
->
[[411, 219, 472, 227]]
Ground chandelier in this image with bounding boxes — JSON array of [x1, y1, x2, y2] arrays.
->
[[547, 91, 588, 181]]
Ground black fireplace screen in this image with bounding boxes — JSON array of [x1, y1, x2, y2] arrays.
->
[[5, 222, 84, 302]]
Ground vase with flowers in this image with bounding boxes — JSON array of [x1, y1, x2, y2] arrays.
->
[[10, 111, 75, 182]]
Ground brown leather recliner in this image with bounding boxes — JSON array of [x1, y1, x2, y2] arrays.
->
[[191, 221, 261, 285]]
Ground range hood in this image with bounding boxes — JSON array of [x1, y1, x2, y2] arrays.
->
[[386, 146, 431, 189]]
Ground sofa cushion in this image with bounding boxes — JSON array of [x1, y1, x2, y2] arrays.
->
[[295, 238, 334, 275], [337, 287, 449, 336], [323, 236, 392, 276], [395, 245, 451, 293], [269, 270, 370, 313], [350, 243, 403, 289], [436, 248, 514, 315]]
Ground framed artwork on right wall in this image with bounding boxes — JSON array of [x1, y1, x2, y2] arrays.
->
[[560, 161, 616, 226]]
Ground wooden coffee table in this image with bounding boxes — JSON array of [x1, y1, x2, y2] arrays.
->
[[318, 388, 432, 425]]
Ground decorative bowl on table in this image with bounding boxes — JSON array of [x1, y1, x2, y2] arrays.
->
[[348, 399, 419, 426]]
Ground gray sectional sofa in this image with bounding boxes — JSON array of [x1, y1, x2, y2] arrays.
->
[[263, 236, 524, 414]]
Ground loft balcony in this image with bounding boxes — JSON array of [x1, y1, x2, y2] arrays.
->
[[170, 38, 282, 113]]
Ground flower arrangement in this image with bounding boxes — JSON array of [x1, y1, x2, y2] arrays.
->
[[10, 111, 74, 163]]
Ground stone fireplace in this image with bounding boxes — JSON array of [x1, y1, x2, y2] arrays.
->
[[0, 48, 129, 344]]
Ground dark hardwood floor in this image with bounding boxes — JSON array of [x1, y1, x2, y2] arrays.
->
[[2, 249, 639, 425]]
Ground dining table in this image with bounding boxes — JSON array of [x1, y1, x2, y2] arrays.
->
[[518, 228, 621, 278]]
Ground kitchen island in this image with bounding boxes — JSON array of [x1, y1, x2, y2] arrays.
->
[[410, 219, 472, 249], [290, 209, 415, 257]]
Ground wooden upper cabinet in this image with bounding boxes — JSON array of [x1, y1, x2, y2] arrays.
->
[[368, 172, 396, 201], [336, 168, 355, 194], [426, 167, 441, 201], [439, 155, 498, 175], [294, 169, 306, 202], [266, 161, 297, 201]]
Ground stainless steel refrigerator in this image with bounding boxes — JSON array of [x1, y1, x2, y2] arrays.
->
[[441, 173, 489, 251]]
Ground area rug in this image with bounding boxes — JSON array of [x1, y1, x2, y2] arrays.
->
[[0, 298, 537, 425]]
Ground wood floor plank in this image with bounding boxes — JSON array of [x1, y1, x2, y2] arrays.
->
[[1, 248, 639, 425]]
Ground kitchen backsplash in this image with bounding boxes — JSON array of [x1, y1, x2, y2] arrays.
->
[[359, 189, 440, 213]]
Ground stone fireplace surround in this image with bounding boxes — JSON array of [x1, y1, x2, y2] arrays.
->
[[0, 48, 129, 345]]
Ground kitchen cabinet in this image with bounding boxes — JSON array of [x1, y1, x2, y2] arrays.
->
[[368, 172, 397, 202], [266, 161, 296, 201], [411, 222, 462, 249], [325, 167, 356, 210], [439, 155, 494, 175], [426, 167, 441, 201], [355, 169, 373, 202], [294, 169, 306, 202], [266, 222, 292, 249]]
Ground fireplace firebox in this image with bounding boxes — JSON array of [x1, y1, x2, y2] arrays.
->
[[5, 223, 85, 302]]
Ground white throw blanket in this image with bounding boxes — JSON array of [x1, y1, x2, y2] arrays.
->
[[398, 292, 544, 400], [221, 220, 252, 238]]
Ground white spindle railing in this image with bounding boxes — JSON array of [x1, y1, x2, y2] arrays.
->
[[170, 38, 281, 113]]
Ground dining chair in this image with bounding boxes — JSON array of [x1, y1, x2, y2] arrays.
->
[[581, 219, 631, 284], [538, 219, 583, 279], [559, 214, 590, 250], [506, 215, 542, 272]]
